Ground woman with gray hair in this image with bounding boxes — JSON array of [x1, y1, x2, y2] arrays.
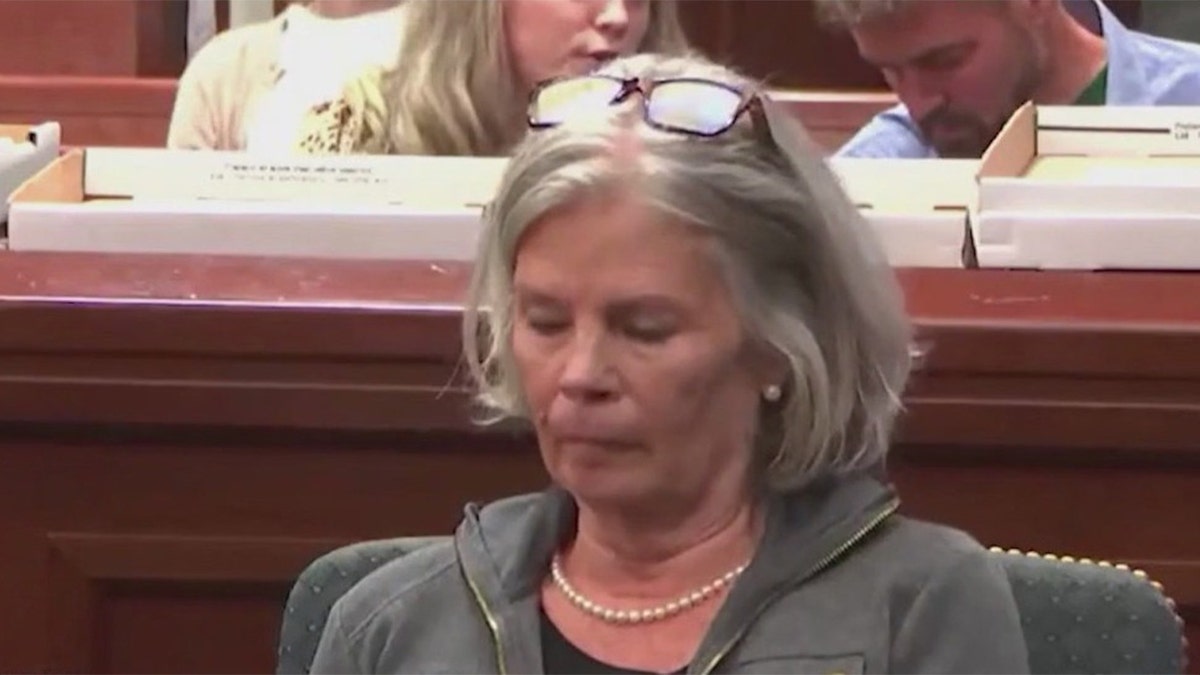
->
[[310, 53, 1030, 674]]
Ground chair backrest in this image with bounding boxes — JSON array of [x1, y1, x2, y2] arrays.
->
[[276, 538, 1186, 675], [276, 536, 448, 675], [989, 547, 1186, 675]]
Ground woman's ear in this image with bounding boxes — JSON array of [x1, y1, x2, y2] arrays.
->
[[747, 340, 789, 397]]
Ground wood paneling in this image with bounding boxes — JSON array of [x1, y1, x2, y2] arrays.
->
[[679, 1, 884, 90], [0, 76, 176, 147], [135, 0, 191, 77], [0, 252, 1195, 673], [0, 1, 186, 77], [44, 532, 338, 673], [217, 0, 231, 33]]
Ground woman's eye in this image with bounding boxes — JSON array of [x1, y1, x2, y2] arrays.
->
[[623, 319, 675, 343], [524, 313, 569, 335]]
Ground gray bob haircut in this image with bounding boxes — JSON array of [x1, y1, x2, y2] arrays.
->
[[462, 53, 913, 491]]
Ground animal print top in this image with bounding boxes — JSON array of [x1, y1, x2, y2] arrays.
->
[[295, 98, 361, 154]]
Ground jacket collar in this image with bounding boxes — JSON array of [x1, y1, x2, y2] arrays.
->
[[454, 474, 900, 673]]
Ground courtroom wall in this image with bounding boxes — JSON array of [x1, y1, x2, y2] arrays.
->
[[0, 0, 187, 77]]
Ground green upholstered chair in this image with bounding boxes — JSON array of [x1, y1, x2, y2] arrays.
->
[[276, 537, 445, 675], [987, 547, 1186, 675], [276, 537, 1187, 674]]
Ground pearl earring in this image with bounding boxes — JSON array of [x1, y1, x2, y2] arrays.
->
[[762, 384, 782, 402]]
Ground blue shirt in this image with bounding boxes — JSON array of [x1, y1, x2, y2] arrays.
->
[[837, 0, 1200, 158]]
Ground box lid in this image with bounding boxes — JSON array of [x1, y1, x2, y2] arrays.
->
[[975, 103, 1200, 270], [831, 157, 978, 213], [80, 148, 507, 208]]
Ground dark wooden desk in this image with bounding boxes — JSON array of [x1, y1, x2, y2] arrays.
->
[[0, 252, 1195, 673]]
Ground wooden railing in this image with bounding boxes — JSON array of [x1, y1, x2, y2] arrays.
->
[[0, 252, 1194, 673]]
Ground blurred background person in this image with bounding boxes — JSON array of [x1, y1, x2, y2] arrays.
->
[[822, 0, 1200, 159], [168, 0, 404, 151], [167, 0, 690, 155]]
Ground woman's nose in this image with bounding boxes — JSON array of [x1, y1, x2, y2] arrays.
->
[[557, 331, 618, 402], [594, 0, 630, 39]]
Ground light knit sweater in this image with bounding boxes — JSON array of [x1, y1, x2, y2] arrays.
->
[[167, 5, 403, 152]]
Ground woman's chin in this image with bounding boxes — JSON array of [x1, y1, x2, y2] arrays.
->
[[552, 460, 656, 506]]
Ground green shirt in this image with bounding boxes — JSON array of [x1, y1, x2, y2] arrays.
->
[[1075, 66, 1109, 106]]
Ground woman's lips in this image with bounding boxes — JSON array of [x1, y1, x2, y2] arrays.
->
[[560, 435, 630, 444], [553, 432, 640, 451], [544, 405, 637, 447]]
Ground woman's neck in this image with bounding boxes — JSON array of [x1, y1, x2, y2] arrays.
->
[[562, 492, 763, 600]]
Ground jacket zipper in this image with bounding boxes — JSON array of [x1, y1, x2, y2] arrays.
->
[[697, 498, 900, 675], [464, 565, 508, 675], [462, 497, 899, 675]]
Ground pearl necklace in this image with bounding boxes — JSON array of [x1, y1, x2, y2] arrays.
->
[[549, 555, 749, 625]]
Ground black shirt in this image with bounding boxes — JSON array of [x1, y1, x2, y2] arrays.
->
[[539, 610, 687, 675]]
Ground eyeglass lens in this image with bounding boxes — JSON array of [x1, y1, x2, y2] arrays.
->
[[533, 77, 744, 135]]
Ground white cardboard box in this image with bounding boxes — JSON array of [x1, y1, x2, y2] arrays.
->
[[9, 145, 981, 267], [830, 157, 978, 268], [7, 148, 507, 260], [976, 102, 1200, 270], [0, 122, 60, 224]]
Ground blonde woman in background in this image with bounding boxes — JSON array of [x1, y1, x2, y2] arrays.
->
[[168, 0, 405, 151], [168, 0, 690, 155]]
